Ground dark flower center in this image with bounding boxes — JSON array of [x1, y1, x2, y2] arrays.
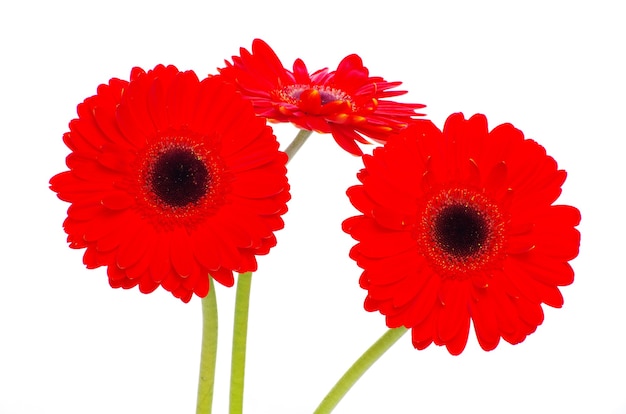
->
[[417, 187, 505, 279], [150, 148, 209, 207], [433, 204, 487, 257]]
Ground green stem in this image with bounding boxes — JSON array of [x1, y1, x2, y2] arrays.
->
[[229, 272, 253, 414], [285, 129, 313, 163], [196, 278, 218, 414], [225, 129, 310, 413], [313, 327, 408, 414]]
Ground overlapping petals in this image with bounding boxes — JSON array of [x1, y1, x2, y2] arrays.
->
[[50, 65, 290, 302], [219, 39, 425, 155], [343, 113, 580, 354]]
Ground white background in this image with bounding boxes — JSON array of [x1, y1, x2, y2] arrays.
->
[[1, 1, 624, 413]]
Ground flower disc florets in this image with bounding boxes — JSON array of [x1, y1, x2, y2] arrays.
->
[[135, 134, 229, 230], [418, 187, 506, 280]]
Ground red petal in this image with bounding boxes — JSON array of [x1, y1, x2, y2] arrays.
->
[[470, 288, 501, 351], [170, 227, 193, 278], [436, 281, 470, 343]]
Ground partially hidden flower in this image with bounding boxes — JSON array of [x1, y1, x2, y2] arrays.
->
[[50, 65, 290, 302], [219, 39, 425, 156], [342, 113, 580, 354]]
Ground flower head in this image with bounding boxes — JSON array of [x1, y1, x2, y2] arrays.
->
[[50, 65, 290, 302], [343, 113, 580, 354], [219, 39, 425, 156]]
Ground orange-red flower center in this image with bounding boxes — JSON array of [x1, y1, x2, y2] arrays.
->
[[276, 84, 355, 108], [417, 187, 506, 280]]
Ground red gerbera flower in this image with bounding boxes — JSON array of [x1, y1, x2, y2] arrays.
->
[[343, 113, 581, 355], [218, 39, 425, 156], [50, 65, 290, 302]]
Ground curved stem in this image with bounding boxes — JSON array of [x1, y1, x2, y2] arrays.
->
[[196, 278, 218, 414], [229, 272, 253, 414], [313, 327, 408, 414], [285, 129, 313, 163]]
